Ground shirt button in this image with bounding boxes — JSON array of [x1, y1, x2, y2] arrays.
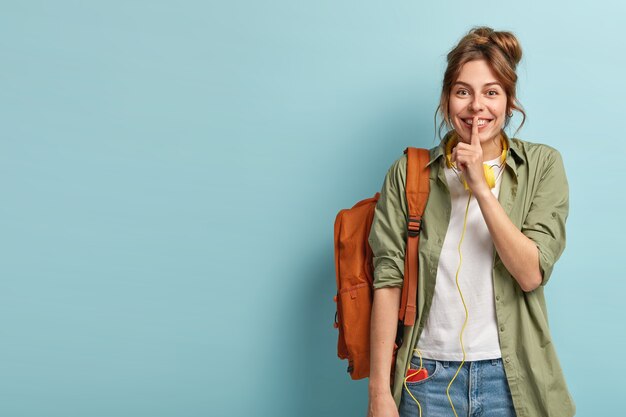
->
[[438, 238, 443, 244], [505, 357, 511, 363], [500, 325, 505, 332], [496, 295, 500, 301]]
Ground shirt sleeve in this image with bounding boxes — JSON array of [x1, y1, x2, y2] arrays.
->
[[368, 155, 408, 289], [520, 146, 569, 287]]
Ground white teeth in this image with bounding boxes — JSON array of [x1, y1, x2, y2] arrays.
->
[[464, 119, 490, 126]]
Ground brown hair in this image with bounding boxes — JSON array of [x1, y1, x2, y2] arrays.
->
[[434, 26, 527, 141]]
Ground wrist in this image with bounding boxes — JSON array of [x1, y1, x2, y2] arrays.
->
[[368, 379, 392, 395], [472, 186, 493, 201]]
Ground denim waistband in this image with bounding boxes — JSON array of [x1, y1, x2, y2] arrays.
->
[[415, 356, 502, 367], [439, 358, 501, 367]]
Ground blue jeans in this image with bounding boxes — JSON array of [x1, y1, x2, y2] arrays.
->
[[399, 356, 517, 417]]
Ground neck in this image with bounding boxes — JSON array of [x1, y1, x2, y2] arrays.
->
[[481, 132, 504, 161]]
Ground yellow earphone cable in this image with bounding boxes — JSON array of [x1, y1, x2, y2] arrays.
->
[[405, 132, 502, 415], [446, 192, 472, 417], [403, 194, 471, 417], [403, 348, 425, 417]]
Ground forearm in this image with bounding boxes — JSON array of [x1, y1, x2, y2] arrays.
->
[[474, 189, 542, 292], [368, 286, 401, 394]]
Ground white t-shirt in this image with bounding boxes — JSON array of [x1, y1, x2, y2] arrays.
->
[[415, 155, 505, 361]]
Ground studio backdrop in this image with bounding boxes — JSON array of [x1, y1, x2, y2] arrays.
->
[[1, 1, 624, 416]]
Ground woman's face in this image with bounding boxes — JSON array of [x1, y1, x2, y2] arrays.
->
[[448, 59, 508, 146]]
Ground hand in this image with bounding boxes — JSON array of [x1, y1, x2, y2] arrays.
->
[[451, 115, 489, 195], [366, 390, 399, 417]]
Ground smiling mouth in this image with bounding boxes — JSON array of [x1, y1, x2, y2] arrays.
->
[[462, 118, 492, 129]]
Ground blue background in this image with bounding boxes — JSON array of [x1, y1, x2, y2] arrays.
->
[[1, 1, 624, 416]]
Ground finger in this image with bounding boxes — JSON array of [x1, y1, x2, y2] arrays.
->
[[455, 151, 480, 169], [471, 115, 480, 147], [454, 141, 471, 151], [455, 149, 479, 159]]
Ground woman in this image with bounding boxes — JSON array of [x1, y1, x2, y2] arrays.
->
[[366, 27, 576, 417]]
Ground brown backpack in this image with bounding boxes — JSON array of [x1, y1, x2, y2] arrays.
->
[[333, 147, 430, 381]]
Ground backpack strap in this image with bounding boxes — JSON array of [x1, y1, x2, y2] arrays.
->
[[399, 147, 430, 326]]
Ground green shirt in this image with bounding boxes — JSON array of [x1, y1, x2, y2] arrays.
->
[[368, 129, 576, 417]]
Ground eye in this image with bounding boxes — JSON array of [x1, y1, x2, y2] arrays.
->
[[487, 90, 499, 96], [456, 89, 469, 96]]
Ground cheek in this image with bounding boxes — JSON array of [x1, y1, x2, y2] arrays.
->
[[448, 97, 463, 112], [494, 99, 508, 115], [488, 105, 506, 118]]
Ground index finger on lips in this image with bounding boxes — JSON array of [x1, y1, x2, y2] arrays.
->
[[471, 115, 481, 146]]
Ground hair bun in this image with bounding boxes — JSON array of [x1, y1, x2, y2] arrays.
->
[[469, 26, 523, 66]]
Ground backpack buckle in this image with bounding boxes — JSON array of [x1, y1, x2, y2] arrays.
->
[[407, 217, 422, 237]]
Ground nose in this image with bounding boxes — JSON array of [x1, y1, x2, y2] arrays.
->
[[469, 95, 484, 112]]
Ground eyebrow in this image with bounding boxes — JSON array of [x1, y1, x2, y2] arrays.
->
[[453, 81, 502, 88]]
